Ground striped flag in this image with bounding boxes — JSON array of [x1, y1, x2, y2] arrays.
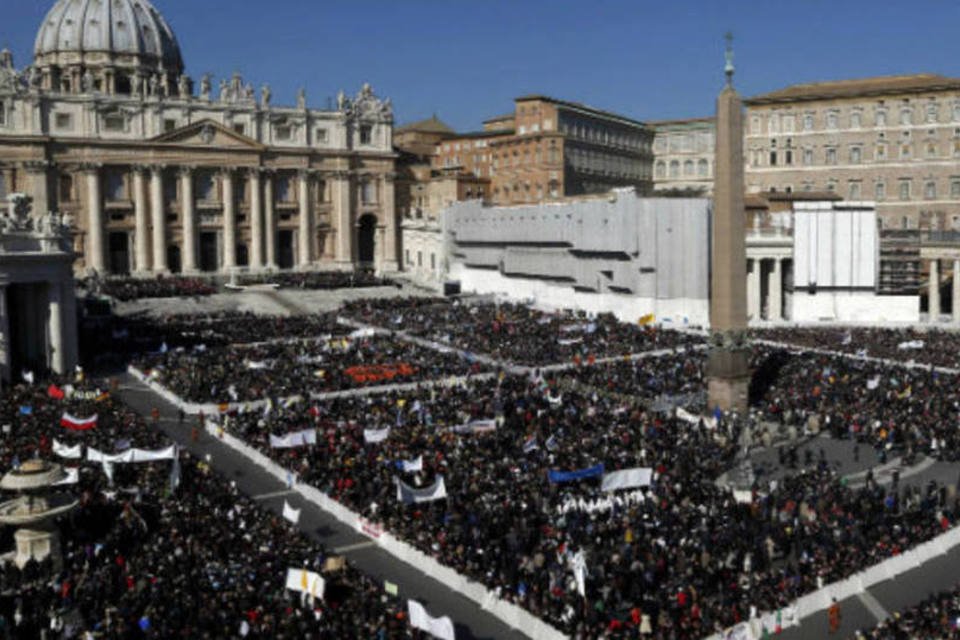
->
[[522, 435, 538, 453], [60, 413, 97, 431]]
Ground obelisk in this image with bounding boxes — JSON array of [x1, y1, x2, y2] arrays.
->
[[707, 34, 750, 413]]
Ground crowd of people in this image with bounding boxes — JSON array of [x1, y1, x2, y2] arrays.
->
[[216, 356, 960, 638], [0, 376, 409, 638], [343, 298, 703, 366], [755, 326, 960, 370], [239, 271, 397, 290], [136, 334, 489, 403], [852, 583, 960, 639], [80, 276, 217, 302]]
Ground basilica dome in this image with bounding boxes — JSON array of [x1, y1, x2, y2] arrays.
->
[[33, 0, 184, 94]]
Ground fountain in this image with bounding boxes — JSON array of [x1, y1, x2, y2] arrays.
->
[[0, 459, 78, 570]]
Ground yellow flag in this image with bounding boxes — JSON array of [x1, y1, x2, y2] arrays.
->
[[397, 398, 407, 408], [638, 313, 655, 326], [301, 569, 308, 590]]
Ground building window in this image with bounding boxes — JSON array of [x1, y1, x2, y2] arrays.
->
[[850, 111, 862, 129], [926, 143, 937, 158], [316, 128, 328, 143], [900, 109, 912, 125], [803, 148, 813, 165], [232, 123, 245, 136], [103, 112, 125, 132], [430, 253, 436, 270], [825, 148, 837, 164], [164, 119, 177, 133], [849, 182, 861, 200], [417, 251, 422, 267], [105, 170, 126, 201], [0, 174, 5, 199], [655, 161, 665, 179], [669, 160, 679, 178], [876, 144, 887, 161], [769, 151, 777, 166], [926, 103, 939, 123], [876, 181, 886, 200], [826, 111, 838, 129], [275, 126, 292, 141], [361, 180, 376, 204], [925, 180, 937, 199], [276, 176, 293, 202], [952, 180, 960, 198], [953, 104, 960, 122], [769, 113, 780, 134], [697, 159, 708, 176], [196, 173, 216, 201], [899, 180, 911, 201], [751, 116, 761, 134], [803, 113, 814, 131], [683, 160, 694, 176], [359, 125, 372, 145], [55, 113, 73, 130], [876, 109, 887, 127], [0, 107, 5, 127], [785, 150, 793, 165], [58, 174, 73, 202], [405, 249, 411, 265], [850, 147, 861, 164], [900, 144, 911, 159]]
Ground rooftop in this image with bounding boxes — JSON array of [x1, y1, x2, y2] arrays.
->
[[515, 94, 649, 129], [648, 116, 715, 128], [395, 115, 455, 135], [746, 73, 960, 105]]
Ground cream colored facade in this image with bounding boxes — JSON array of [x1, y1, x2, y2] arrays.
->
[[743, 74, 960, 232], [651, 117, 716, 194], [0, 0, 397, 276]]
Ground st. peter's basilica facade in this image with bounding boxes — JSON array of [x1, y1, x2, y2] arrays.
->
[[0, 0, 398, 276]]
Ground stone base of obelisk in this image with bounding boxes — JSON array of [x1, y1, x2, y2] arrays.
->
[[707, 347, 750, 414]]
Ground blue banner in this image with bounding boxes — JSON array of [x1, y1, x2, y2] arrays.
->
[[548, 463, 604, 484]]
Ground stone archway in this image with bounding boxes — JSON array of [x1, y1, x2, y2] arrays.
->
[[357, 214, 377, 269]]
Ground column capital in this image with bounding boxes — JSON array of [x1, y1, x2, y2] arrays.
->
[[21, 160, 53, 173], [148, 164, 167, 176], [177, 165, 196, 178], [218, 167, 237, 179], [297, 168, 317, 180], [77, 162, 103, 174], [247, 166, 264, 179], [332, 170, 351, 181], [383, 172, 397, 183]]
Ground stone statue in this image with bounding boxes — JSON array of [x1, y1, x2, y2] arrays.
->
[[178, 74, 190, 98], [200, 74, 212, 100], [230, 72, 242, 101], [219, 79, 228, 102], [26, 66, 40, 89], [336, 90, 346, 110], [380, 97, 393, 118], [360, 82, 373, 99], [261, 84, 271, 108], [297, 87, 306, 110], [244, 84, 254, 101], [148, 74, 159, 97], [160, 74, 171, 98], [81, 70, 94, 93]]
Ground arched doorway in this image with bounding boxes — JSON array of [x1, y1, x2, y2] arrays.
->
[[108, 232, 130, 275], [357, 214, 377, 269], [167, 245, 182, 274]]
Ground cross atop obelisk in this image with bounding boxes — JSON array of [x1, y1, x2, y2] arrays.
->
[[707, 32, 750, 413]]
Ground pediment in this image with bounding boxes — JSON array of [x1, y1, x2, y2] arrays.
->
[[151, 119, 264, 149]]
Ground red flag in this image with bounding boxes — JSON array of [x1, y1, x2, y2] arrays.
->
[[60, 412, 97, 431], [47, 384, 65, 400]]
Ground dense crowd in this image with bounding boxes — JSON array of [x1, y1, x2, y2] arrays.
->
[[343, 298, 704, 366], [136, 335, 489, 403], [755, 326, 960, 370], [80, 276, 218, 302], [217, 364, 959, 638], [852, 584, 960, 639], [0, 378, 408, 638], [239, 271, 397, 290]]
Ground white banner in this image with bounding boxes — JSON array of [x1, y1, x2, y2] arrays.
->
[[87, 445, 176, 464], [396, 476, 447, 504], [284, 568, 325, 600], [349, 327, 377, 339], [54, 467, 79, 485], [676, 407, 717, 429], [269, 429, 317, 449], [408, 600, 455, 640], [400, 455, 423, 473], [53, 439, 82, 459], [600, 467, 653, 492], [897, 340, 924, 350], [282, 500, 301, 525], [451, 419, 496, 434], [364, 428, 390, 444]]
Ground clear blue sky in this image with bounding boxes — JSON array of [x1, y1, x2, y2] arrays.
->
[[5, 0, 960, 130]]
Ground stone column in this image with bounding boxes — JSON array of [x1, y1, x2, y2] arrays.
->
[[180, 167, 197, 273], [0, 285, 9, 385], [747, 259, 761, 321], [132, 166, 151, 273], [298, 169, 313, 268], [768, 258, 782, 321], [82, 164, 106, 274], [222, 169, 237, 270], [249, 168, 263, 270], [334, 170, 353, 266], [953, 260, 960, 324], [381, 172, 399, 271], [150, 166, 167, 273], [929, 259, 941, 322], [263, 172, 277, 269], [23, 161, 50, 218], [47, 282, 64, 374]]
